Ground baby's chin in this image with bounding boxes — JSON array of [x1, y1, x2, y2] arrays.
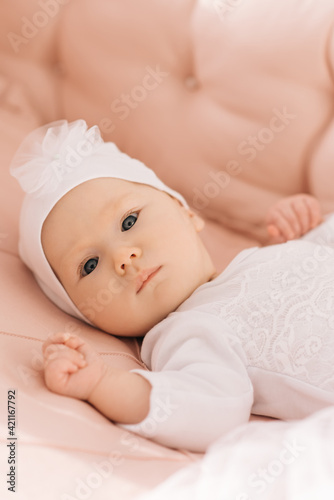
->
[[88, 308, 174, 338], [81, 287, 192, 337]]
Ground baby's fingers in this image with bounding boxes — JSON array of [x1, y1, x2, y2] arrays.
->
[[289, 197, 311, 235], [267, 224, 286, 244], [44, 343, 86, 370], [304, 196, 323, 229], [42, 332, 84, 354], [42, 332, 71, 353], [289, 195, 322, 235], [268, 208, 298, 241]]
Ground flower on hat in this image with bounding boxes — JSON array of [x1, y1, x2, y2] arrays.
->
[[10, 119, 103, 197]]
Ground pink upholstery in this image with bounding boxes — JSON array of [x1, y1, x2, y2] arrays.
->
[[1, 0, 334, 497]]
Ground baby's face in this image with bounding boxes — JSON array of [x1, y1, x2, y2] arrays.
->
[[41, 178, 215, 336]]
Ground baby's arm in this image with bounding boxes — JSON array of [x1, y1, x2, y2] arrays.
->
[[43, 333, 151, 425], [43, 313, 253, 453], [265, 194, 322, 244]]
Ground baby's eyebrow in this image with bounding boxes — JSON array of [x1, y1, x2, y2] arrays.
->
[[97, 192, 134, 219]]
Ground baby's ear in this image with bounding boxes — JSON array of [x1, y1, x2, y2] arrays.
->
[[171, 196, 205, 232], [186, 209, 205, 232]]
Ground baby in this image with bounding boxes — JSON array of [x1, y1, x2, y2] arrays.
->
[[11, 120, 332, 452]]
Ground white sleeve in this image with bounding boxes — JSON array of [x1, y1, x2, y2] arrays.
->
[[121, 310, 253, 452]]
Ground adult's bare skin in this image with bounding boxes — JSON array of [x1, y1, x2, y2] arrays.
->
[[4, 0, 334, 273]]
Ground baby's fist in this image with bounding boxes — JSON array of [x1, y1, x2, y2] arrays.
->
[[42, 332, 105, 401]]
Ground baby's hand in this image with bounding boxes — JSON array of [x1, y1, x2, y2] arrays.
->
[[42, 332, 106, 401], [266, 194, 322, 244]]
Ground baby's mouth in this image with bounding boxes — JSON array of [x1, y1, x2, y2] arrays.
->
[[135, 266, 161, 294]]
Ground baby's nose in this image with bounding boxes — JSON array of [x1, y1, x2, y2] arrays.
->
[[114, 246, 142, 275]]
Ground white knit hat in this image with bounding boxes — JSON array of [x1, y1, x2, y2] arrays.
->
[[10, 120, 188, 323]]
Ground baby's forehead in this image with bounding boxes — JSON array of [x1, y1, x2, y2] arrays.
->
[[45, 177, 164, 226], [69, 177, 139, 199], [66, 177, 160, 200]]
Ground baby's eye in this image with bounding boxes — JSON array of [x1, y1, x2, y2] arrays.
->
[[122, 213, 138, 232], [81, 257, 99, 277]]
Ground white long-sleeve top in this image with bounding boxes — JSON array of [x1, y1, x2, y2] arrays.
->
[[123, 216, 334, 452]]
